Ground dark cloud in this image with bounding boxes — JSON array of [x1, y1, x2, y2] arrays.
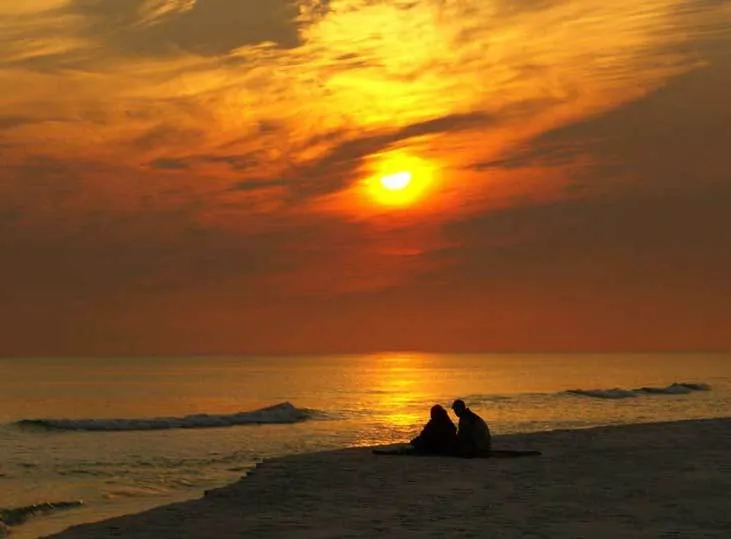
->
[[470, 142, 583, 171], [147, 111, 495, 197], [438, 46, 731, 291], [0, 116, 37, 130], [470, 34, 731, 192], [0, 115, 74, 129], [130, 124, 207, 151], [443, 187, 731, 281], [150, 157, 189, 170], [230, 178, 289, 192], [148, 152, 264, 173], [193, 154, 261, 172], [288, 111, 495, 198], [0, 167, 306, 303], [66, 0, 302, 56], [1, 156, 84, 202], [0, 226, 284, 305]]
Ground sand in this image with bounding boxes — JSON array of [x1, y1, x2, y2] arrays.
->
[[47, 418, 731, 538]]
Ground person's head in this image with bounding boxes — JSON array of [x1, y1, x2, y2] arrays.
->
[[451, 399, 467, 417], [430, 404, 448, 421]]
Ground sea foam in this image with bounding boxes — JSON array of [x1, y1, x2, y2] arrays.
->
[[16, 402, 313, 432]]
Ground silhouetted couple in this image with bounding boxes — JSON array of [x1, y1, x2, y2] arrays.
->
[[410, 400, 492, 457]]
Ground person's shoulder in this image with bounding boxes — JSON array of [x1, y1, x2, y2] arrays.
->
[[469, 409, 487, 423]]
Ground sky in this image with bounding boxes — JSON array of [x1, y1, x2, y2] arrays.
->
[[1, 0, 730, 356]]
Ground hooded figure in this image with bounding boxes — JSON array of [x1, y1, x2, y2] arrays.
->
[[410, 404, 459, 455]]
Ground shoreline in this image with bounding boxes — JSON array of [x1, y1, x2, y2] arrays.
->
[[45, 417, 731, 538]]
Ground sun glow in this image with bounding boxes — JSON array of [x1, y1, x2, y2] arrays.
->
[[380, 171, 412, 191], [364, 152, 438, 208]]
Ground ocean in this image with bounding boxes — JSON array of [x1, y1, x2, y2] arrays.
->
[[1, 353, 729, 538]]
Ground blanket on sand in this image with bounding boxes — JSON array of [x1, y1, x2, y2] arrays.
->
[[372, 445, 541, 458]]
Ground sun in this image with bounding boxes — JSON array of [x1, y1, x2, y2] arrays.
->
[[363, 152, 438, 208], [380, 171, 413, 191]]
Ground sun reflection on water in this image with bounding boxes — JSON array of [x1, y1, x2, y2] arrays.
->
[[365, 353, 437, 428]]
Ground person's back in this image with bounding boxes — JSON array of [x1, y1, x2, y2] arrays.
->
[[410, 404, 458, 455], [451, 399, 492, 457]]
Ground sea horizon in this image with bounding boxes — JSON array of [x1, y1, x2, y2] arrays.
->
[[3, 349, 730, 360]]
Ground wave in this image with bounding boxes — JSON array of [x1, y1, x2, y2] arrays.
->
[[15, 402, 316, 432], [0, 500, 83, 528], [565, 382, 711, 400], [459, 382, 711, 405]]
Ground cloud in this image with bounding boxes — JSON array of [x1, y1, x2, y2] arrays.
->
[[470, 143, 584, 171], [65, 0, 302, 56], [130, 123, 207, 151], [0, 115, 40, 129], [486, 38, 731, 194], [4, 0, 724, 187], [149, 157, 189, 170], [230, 178, 290, 192], [1, 0, 727, 257], [146, 110, 496, 199], [287, 111, 496, 198], [137, 0, 197, 25], [440, 185, 731, 294], [1, 0, 730, 293], [149, 151, 264, 174]]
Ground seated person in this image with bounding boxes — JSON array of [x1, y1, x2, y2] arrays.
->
[[410, 404, 459, 455], [451, 399, 492, 457]]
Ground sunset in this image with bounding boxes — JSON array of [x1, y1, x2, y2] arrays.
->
[[1, 0, 728, 356], [1, 1, 730, 537]]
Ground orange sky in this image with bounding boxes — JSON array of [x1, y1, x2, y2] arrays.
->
[[1, 0, 730, 355]]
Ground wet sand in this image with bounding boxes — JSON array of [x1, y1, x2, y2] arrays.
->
[[48, 418, 731, 538]]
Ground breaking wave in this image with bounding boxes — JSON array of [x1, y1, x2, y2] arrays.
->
[[0, 500, 83, 528], [459, 382, 711, 405], [565, 382, 711, 400], [16, 402, 318, 432]]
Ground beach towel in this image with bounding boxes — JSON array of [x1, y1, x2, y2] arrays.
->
[[372, 445, 541, 458]]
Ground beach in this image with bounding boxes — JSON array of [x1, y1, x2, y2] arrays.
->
[[47, 418, 731, 538]]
